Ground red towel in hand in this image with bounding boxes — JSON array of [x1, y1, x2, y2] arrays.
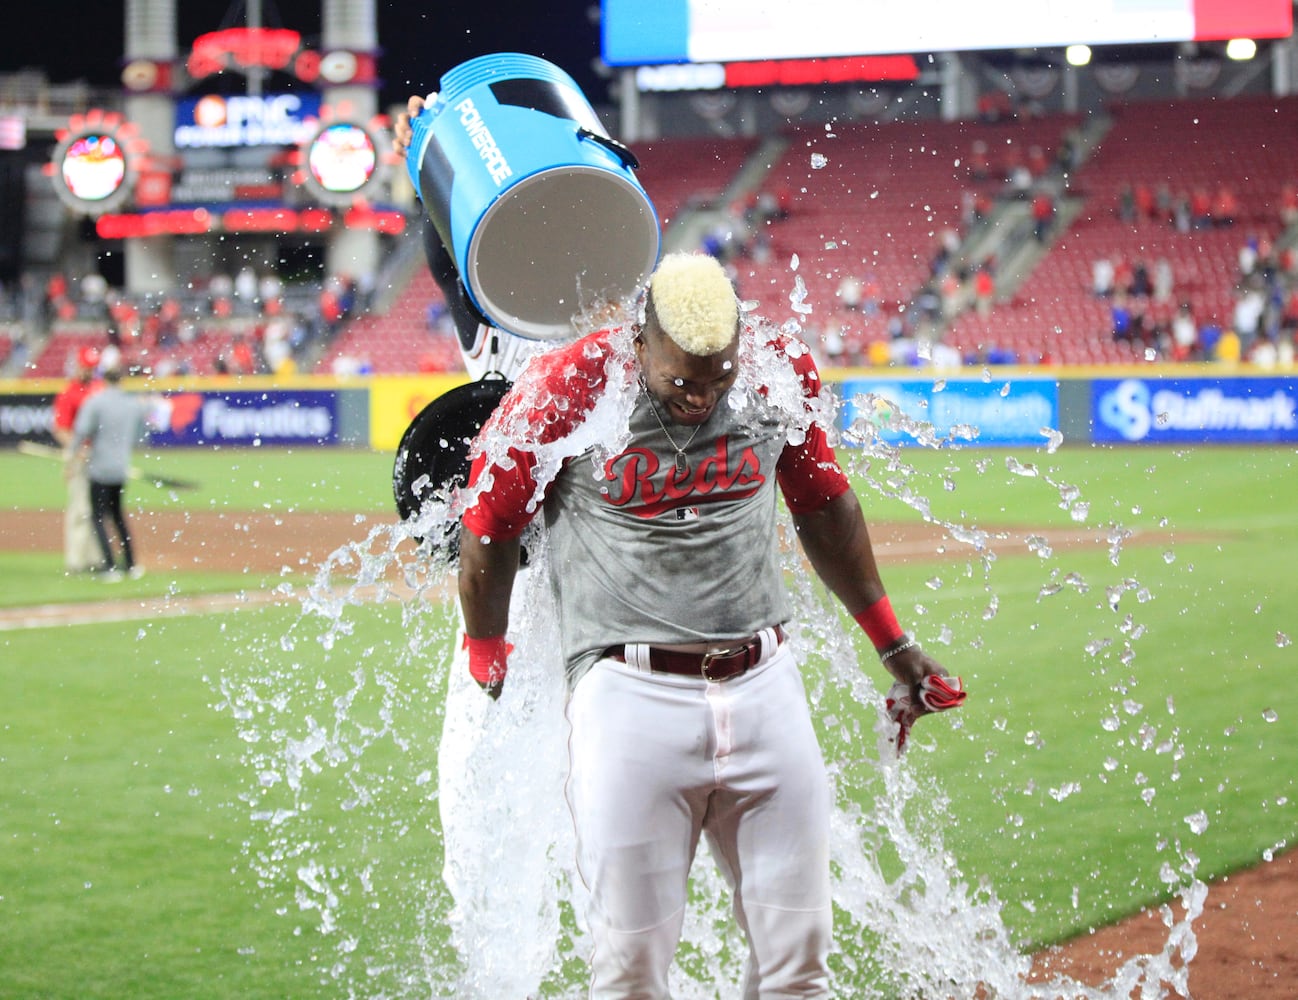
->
[[885, 675, 967, 753]]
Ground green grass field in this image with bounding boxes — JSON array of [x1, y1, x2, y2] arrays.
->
[[1, 443, 1294, 998]]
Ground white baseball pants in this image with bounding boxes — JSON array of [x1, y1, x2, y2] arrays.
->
[[565, 641, 832, 999]]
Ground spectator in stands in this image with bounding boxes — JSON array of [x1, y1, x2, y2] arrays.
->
[[1008, 162, 1033, 201], [1281, 287, 1298, 334], [1153, 258, 1175, 303], [1233, 280, 1267, 350], [1278, 331, 1296, 368], [837, 274, 863, 311], [1238, 236, 1260, 279], [263, 316, 295, 376], [929, 340, 963, 369], [259, 271, 284, 312], [155, 297, 181, 348], [940, 269, 963, 319], [1117, 185, 1137, 223], [1249, 334, 1279, 368], [973, 264, 995, 318], [977, 89, 1013, 123], [861, 277, 882, 317], [80, 273, 109, 320], [1214, 325, 1242, 363], [318, 281, 345, 339], [1031, 191, 1055, 242], [1212, 184, 1239, 227], [1110, 293, 1133, 343], [866, 338, 891, 367], [820, 325, 845, 367], [1189, 188, 1213, 229], [234, 266, 259, 314], [1170, 303, 1200, 361], [356, 271, 377, 314], [209, 273, 235, 315], [915, 284, 942, 327], [1092, 257, 1116, 298], [1112, 257, 1134, 297], [1280, 183, 1298, 228], [887, 318, 918, 365], [46, 272, 73, 322], [1130, 259, 1153, 298], [1155, 184, 1174, 224], [228, 333, 257, 375], [1137, 183, 1159, 221], [1026, 144, 1049, 178]]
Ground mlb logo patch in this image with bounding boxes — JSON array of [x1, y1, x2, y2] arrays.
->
[[675, 507, 700, 522]]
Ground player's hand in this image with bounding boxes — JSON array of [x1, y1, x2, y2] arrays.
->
[[392, 95, 425, 157], [880, 644, 966, 754], [465, 634, 511, 701]]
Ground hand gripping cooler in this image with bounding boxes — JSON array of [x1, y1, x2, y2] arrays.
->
[[406, 53, 661, 341]]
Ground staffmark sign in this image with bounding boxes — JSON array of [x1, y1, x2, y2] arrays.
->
[[1094, 377, 1298, 443]]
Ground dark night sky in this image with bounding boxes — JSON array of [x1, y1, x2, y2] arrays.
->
[[0, 0, 607, 109]]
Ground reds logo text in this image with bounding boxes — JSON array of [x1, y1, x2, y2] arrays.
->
[[603, 437, 764, 518]]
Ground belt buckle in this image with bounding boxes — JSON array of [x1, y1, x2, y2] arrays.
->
[[700, 642, 750, 682]]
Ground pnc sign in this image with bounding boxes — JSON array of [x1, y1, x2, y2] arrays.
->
[[174, 93, 321, 149]]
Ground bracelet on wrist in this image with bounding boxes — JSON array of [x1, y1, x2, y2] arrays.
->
[[879, 637, 919, 663]]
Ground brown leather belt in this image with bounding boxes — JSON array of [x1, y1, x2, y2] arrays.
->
[[602, 625, 786, 682]]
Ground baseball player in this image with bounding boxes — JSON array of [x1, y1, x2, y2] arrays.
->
[[393, 97, 570, 990], [51, 346, 104, 573], [457, 252, 966, 997], [70, 355, 150, 579]]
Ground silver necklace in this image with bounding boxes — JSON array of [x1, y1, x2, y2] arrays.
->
[[644, 390, 702, 477]]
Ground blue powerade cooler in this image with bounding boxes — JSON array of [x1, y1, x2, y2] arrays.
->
[[407, 53, 661, 341]]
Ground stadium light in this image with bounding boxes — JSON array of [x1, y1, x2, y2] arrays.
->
[[1225, 38, 1258, 61], [1065, 44, 1092, 67]]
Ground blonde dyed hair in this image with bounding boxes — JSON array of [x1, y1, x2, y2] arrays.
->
[[646, 253, 738, 356]]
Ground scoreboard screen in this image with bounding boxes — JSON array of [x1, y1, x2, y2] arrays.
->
[[601, 0, 1293, 66]]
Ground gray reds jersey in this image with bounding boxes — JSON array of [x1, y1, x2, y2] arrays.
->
[[461, 327, 849, 686]]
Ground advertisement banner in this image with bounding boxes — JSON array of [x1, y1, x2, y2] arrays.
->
[[838, 377, 1059, 447], [149, 390, 340, 446], [1092, 376, 1298, 444], [370, 374, 471, 452], [0, 393, 55, 446]]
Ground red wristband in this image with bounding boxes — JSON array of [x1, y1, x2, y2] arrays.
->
[[464, 634, 509, 686], [854, 595, 905, 651]]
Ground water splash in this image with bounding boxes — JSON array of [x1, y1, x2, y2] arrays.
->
[[212, 289, 1208, 1000]]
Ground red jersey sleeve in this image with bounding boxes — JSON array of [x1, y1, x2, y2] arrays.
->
[[460, 447, 541, 541], [773, 341, 851, 514], [459, 329, 618, 540]]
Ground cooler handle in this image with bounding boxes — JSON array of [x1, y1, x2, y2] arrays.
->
[[577, 128, 640, 170]]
